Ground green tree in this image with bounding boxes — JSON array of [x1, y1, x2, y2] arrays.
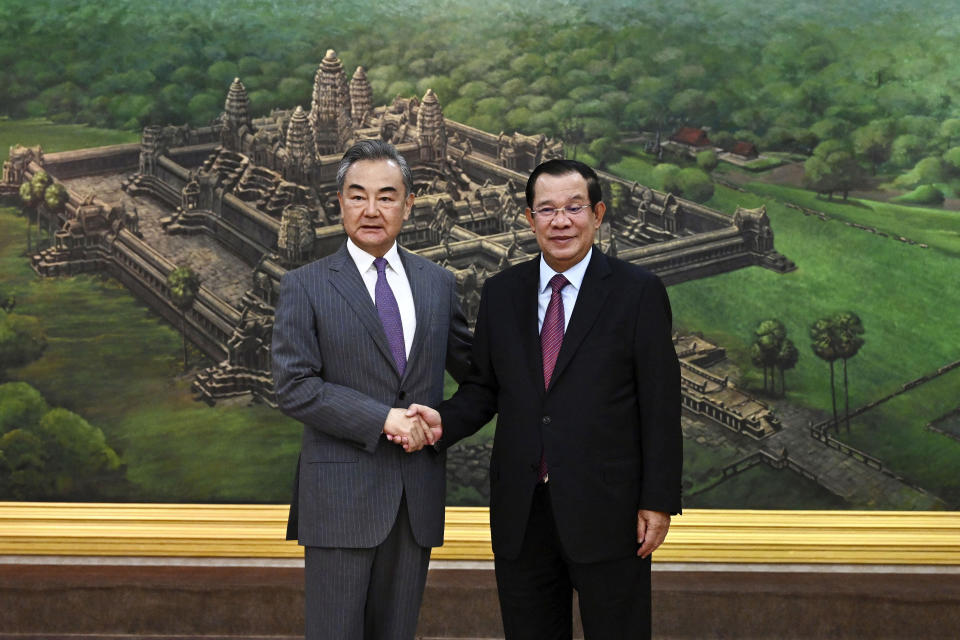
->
[[0, 429, 48, 499], [167, 266, 201, 372], [852, 121, 894, 175], [895, 156, 945, 189], [943, 146, 960, 176], [775, 339, 799, 396], [561, 118, 586, 160], [0, 309, 47, 378], [696, 149, 719, 172], [938, 119, 960, 148], [677, 168, 714, 203], [37, 408, 122, 496], [0, 382, 49, 435], [652, 163, 681, 194], [207, 60, 239, 89], [832, 311, 865, 432], [187, 91, 221, 125], [810, 317, 842, 431], [0, 391, 123, 500], [753, 319, 786, 394], [277, 77, 311, 106], [804, 140, 862, 200], [890, 134, 926, 169], [710, 130, 735, 152], [803, 155, 837, 198], [587, 137, 618, 169], [750, 343, 769, 392], [43, 181, 69, 242], [18, 181, 39, 252], [44, 182, 68, 211]]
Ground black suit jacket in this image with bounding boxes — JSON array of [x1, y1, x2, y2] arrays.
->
[[438, 250, 682, 563]]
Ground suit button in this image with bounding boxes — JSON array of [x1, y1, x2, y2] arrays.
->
[[398, 390, 406, 400], [542, 416, 551, 424]]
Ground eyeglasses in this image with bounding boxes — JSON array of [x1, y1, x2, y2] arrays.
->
[[531, 203, 592, 219]]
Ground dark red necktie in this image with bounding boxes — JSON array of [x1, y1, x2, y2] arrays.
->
[[538, 273, 569, 481]]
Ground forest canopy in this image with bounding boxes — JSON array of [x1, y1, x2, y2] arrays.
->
[[2, 0, 959, 189]]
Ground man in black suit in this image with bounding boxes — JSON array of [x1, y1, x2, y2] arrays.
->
[[410, 158, 682, 639], [272, 140, 471, 639]]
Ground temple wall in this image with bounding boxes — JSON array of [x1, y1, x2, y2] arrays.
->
[[217, 194, 280, 262], [459, 154, 527, 187], [445, 120, 500, 157], [42, 144, 140, 179], [168, 144, 220, 169]]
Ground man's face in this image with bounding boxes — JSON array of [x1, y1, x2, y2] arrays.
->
[[524, 171, 605, 273], [338, 159, 414, 257]]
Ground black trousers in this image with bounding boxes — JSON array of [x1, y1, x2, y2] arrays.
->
[[494, 483, 652, 640]]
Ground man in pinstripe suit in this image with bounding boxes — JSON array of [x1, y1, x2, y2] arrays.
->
[[272, 140, 472, 640]]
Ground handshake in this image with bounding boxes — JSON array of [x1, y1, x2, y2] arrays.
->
[[382, 404, 442, 452]]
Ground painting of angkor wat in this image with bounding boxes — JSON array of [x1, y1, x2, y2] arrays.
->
[[1, 0, 958, 510]]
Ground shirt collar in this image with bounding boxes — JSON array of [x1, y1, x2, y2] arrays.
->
[[539, 248, 592, 294], [346, 238, 405, 276]]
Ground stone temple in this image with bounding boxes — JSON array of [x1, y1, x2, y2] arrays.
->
[[2, 48, 792, 445]]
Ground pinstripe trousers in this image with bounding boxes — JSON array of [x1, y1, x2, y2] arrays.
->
[[304, 494, 430, 640]]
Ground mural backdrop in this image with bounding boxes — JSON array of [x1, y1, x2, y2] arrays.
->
[[1, 0, 958, 510]]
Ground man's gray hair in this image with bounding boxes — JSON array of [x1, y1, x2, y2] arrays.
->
[[336, 139, 414, 196]]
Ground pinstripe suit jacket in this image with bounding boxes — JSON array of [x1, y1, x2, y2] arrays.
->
[[272, 243, 472, 549]]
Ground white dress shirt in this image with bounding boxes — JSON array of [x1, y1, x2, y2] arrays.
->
[[537, 248, 592, 333], [346, 238, 417, 358]]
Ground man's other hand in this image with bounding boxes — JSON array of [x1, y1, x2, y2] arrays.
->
[[637, 510, 671, 559]]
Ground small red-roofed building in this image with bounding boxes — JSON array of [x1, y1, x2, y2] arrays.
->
[[670, 126, 712, 147], [731, 141, 759, 159]]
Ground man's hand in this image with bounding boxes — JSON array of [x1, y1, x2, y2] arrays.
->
[[637, 510, 671, 559], [383, 408, 430, 452], [406, 403, 442, 445]]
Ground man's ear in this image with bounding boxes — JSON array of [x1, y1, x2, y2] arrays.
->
[[524, 207, 536, 231], [592, 201, 606, 228]]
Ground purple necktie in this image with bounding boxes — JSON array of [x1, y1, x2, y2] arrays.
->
[[538, 273, 569, 481], [374, 257, 406, 375]]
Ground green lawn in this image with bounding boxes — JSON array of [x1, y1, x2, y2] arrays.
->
[[931, 411, 960, 439], [608, 159, 960, 508], [609, 154, 660, 188], [745, 182, 960, 258], [681, 437, 743, 496], [841, 366, 960, 506], [606, 160, 959, 416], [0, 117, 139, 164], [685, 462, 850, 509]]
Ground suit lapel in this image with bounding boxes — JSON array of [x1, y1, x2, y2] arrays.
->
[[400, 248, 431, 383], [516, 259, 547, 395], [327, 244, 398, 375], [548, 250, 613, 392]]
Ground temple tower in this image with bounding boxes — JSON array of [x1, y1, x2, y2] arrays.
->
[[416, 89, 446, 163], [282, 106, 316, 183], [309, 49, 353, 156], [221, 77, 253, 151], [349, 66, 373, 127]]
